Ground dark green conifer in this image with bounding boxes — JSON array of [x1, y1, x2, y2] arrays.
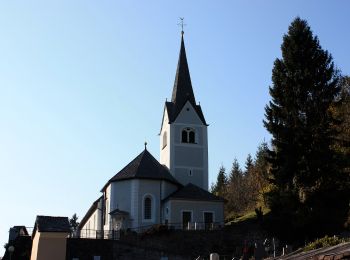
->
[[264, 17, 348, 239], [229, 158, 242, 183], [212, 166, 227, 197]]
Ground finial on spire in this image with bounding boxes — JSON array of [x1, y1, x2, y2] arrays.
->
[[144, 141, 148, 150], [178, 17, 186, 35]]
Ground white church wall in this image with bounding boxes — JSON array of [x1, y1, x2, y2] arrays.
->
[[160, 108, 172, 170], [161, 180, 178, 200], [80, 209, 98, 238], [173, 167, 203, 189], [167, 101, 209, 190], [174, 101, 204, 125], [168, 200, 224, 227], [110, 181, 132, 213], [130, 179, 140, 229], [162, 200, 171, 224], [103, 185, 112, 232], [137, 179, 162, 227], [174, 124, 204, 145]]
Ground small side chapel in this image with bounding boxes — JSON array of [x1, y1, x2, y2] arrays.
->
[[78, 31, 224, 236]]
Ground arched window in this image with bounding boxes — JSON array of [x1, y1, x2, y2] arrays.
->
[[162, 132, 167, 149], [181, 128, 196, 144], [144, 197, 152, 220], [182, 130, 188, 143], [189, 131, 195, 143]]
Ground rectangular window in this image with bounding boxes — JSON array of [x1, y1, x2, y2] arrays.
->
[[182, 211, 192, 229], [204, 212, 214, 230], [93, 256, 101, 260]]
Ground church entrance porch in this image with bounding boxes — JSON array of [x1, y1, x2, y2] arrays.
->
[[109, 209, 129, 232]]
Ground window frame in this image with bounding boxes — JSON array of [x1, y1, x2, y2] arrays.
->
[[181, 127, 196, 144], [142, 194, 155, 222]]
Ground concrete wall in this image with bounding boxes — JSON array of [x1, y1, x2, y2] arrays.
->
[[30, 232, 68, 260]]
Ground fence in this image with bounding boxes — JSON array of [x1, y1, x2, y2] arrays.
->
[[74, 221, 224, 240]]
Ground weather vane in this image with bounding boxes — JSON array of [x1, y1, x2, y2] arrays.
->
[[178, 17, 186, 34]]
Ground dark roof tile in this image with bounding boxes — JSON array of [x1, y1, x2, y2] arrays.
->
[[164, 183, 224, 202], [33, 216, 70, 235], [102, 149, 179, 191]]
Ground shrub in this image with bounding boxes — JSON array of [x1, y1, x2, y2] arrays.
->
[[304, 236, 346, 251]]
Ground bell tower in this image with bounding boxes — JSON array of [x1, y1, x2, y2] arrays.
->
[[160, 31, 208, 190]]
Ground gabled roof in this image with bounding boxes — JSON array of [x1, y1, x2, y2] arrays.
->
[[109, 209, 129, 216], [163, 183, 225, 202], [32, 216, 70, 237], [101, 149, 179, 191], [165, 101, 207, 125]]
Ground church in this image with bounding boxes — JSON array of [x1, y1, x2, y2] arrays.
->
[[78, 31, 225, 237]]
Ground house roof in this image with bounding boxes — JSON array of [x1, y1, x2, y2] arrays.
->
[[32, 216, 70, 237], [78, 196, 102, 229], [164, 183, 225, 202], [101, 148, 179, 191], [11, 226, 29, 236]]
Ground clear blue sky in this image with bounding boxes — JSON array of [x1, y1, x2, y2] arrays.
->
[[1, 1, 349, 254]]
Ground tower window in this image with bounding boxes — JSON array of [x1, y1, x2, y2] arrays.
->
[[162, 131, 167, 149], [181, 128, 196, 143]]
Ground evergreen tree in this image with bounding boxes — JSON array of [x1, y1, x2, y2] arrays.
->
[[69, 213, 80, 232], [332, 76, 350, 173], [264, 17, 349, 239], [212, 166, 227, 197], [229, 158, 243, 183], [244, 154, 254, 174]]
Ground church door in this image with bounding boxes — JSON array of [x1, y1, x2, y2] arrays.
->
[[182, 211, 192, 230], [204, 212, 213, 230]]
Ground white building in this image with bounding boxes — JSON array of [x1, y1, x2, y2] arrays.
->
[[79, 32, 224, 238]]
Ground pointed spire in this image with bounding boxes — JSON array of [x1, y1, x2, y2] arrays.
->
[[171, 32, 196, 107]]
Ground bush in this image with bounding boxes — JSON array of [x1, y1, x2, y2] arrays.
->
[[304, 236, 346, 251]]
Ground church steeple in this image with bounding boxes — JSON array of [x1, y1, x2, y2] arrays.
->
[[159, 29, 209, 190], [171, 33, 196, 108]]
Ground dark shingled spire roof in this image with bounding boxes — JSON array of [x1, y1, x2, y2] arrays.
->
[[101, 148, 179, 191], [171, 33, 196, 107], [163, 33, 207, 126]]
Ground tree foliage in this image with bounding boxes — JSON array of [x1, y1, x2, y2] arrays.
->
[[213, 143, 271, 217], [263, 17, 349, 240], [69, 213, 80, 231], [211, 166, 227, 197]]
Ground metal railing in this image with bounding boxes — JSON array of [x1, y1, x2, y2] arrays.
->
[[74, 222, 224, 240]]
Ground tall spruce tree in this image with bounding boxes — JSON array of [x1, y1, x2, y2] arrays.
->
[[229, 158, 243, 183], [264, 18, 349, 239], [212, 166, 227, 197], [244, 154, 254, 175]]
